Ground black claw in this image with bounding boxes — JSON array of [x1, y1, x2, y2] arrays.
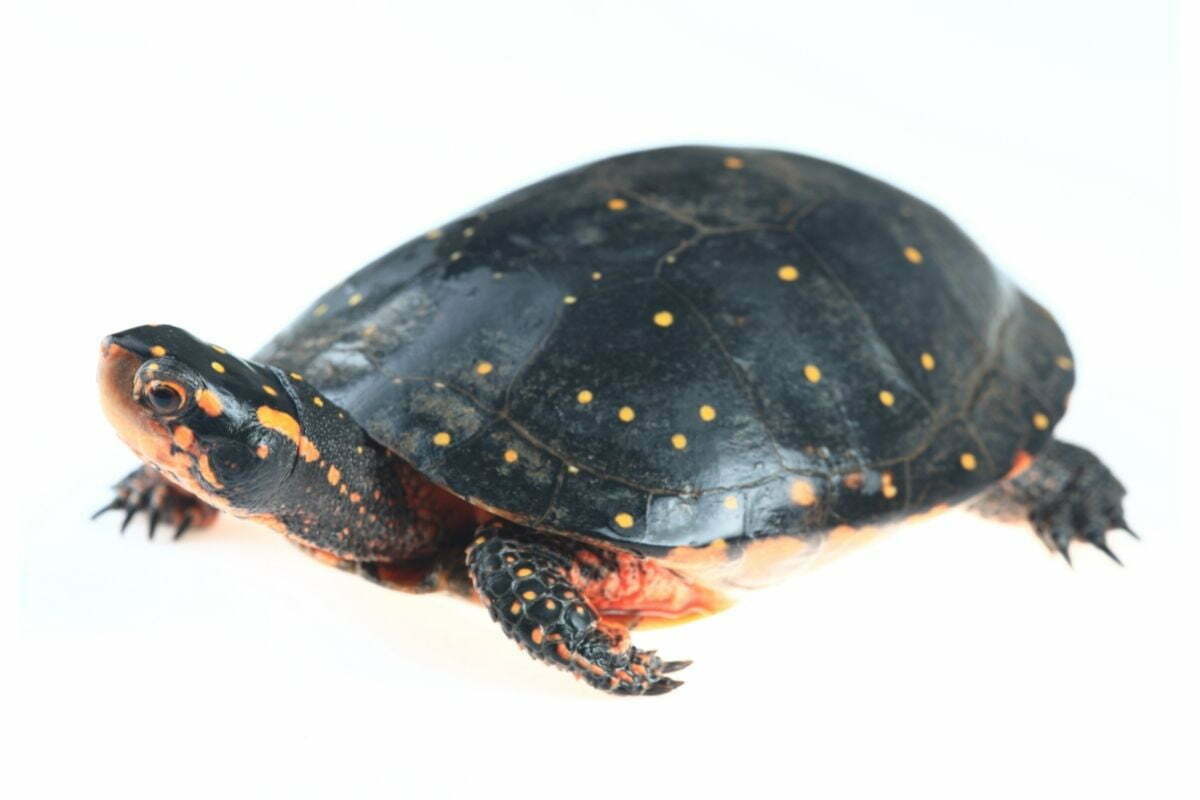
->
[[644, 677, 683, 695], [120, 505, 139, 532], [173, 515, 192, 540], [90, 499, 121, 520], [661, 659, 693, 674], [147, 508, 160, 540], [1119, 526, 1140, 541], [1093, 538, 1123, 566]]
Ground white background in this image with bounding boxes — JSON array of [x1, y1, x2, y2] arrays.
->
[[5, 2, 1195, 798]]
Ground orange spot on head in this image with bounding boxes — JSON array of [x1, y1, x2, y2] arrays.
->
[[723, 155, 744, 169], [531, 627, 544, 645], [326, 465, 341, 486], [172, 426, 195, 449], [197, 453, 224, 489], [880, 471, 898, 499], [606, 197, 628, 211], [904, 246, 924, 264], [196, 389, 223, 417], [255, 443, 269, 459]]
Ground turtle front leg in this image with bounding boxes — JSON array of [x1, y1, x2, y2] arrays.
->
[[467, 524, 691, 696], [93, 465, 219, 539], [970, 439, 1134, 563]]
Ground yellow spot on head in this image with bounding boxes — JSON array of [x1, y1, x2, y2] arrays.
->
[[262, 385, 278, 397], [210, 361, 226, 374], [544, 599, 556, 610], [618, 406, 636, 422], [698, 404, 717, 422], [879, 390, 895, 407], [326, 465, 341, 486], [211, 345, 226, 354], [149, 345, 167, 357], [566, 465, 580, 474], [463, 226, 475, 238], [881, 471, 898, 499], [503, 448, 519, 463], [290, 372, 303, 381], [1033, 412, 1050, 430], [723, 495, 739, 510], [960, 452, 978, 471], [425, 229, 443, 240], [313, 304, 328, 317], [653, 310, 674, 327], [671, 433, 687, 450], [522, 591, 537, 601], [433, 431, 451, 447], [172, 426, 195, 449], [146, 363, 160, 372], [591, 271, 602, 281], [516, 567, 532, 577], [256, 443, 269, 459], [563, 295, 577, 305], [510, 602, 521, 615], [312, 396, 324, 407], [723, 155, 745, 170], [348, 293, 363, 306], [449, 251, 463, 262], [475, 361, 494, 375], [790, 478, 817, 506], [614, 512, 635, 529], [1056, 355, 1074, 370], [606, 197, 628, 211], [777, 264, 799, 282], [576, 389, 593, 404], [904, 246, 924, 264], [921, 352, 936, 371], [804, 364, 822, 383]]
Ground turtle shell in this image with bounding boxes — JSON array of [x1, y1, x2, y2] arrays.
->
[[256, 146, 1074, 551]]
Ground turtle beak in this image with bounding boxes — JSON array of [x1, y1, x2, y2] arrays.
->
[[98, 336, 152, 453]]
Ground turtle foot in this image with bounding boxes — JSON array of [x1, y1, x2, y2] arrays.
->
[[93, 466, 218, 540]]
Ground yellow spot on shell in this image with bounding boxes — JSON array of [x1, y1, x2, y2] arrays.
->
[[881, 471, 898, 499], [313, 304, 328, 316], [509, 602, 521, 614], [653, 310, 674, 327], [449, 251, 463, 262], [804, 364, 822, 383], [671, 433, 687, 450], [576, 389, 594, 404], [618, 406, 636, 422], [312, 396, 324, 407], [777, 264, 800, 282], [290, 372, 303, 381], [516, 567, 533, 577], [790, 478, 817, 506], [326, 465, 341, 486], [504, 449, 519, 463], [522, 591, 537, 601], [879, 390, 895, 407], [1056, 355, 1074, 370], [563, 295, 577, 305], [904, 246, 924, 264], [433, 431, 451, 446], [699, 404, 717, 422], [960, 452, 978, 471], [211, 345, 226, 354], [425, 229, 443, 240], [145, 363, 160, 372], [475, 361, 494, 375], [614, 512, 635, 529], [921, 352, 936, 371], [566, 465, 580, 474], [1033, 412, 1050, 430], [607, 197, 628, 211], [210, 361, 226, 374], [723, 155, 745, 169], [348, 293, 363, 306], [262, 385, 278, 397], [591, 271, 603, 281], [149, 345, 167, 357], [723, 495, 739, 510]]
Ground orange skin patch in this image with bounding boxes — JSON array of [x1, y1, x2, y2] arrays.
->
[[1006, 450, 1035, 480], [98, 342, 232, 513], [568, 548, 731, 626], [196, 388, 223, 417], [256, 405, 321, 462]]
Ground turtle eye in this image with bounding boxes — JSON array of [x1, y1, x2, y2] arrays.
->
[[144, 380, 187, 415]]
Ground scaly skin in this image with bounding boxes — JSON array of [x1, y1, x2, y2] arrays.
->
[[468, 523, 690, 696]]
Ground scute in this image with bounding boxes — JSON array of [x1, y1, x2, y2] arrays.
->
[[257, 146, 1073, 551]]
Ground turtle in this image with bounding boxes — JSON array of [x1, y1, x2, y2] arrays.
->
[[97, 145, 1132, 695]]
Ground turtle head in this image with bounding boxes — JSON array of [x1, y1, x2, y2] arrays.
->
[[98, 324, 296, 514]]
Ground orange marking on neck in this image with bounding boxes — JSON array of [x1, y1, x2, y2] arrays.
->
[[1006, 450, 1035, 480], [257, 405, 321, 461], [196, 389, 223, 417], [197, 453, 224, 489], [255, 443, 269, 459], [327, 465, 341, 486]]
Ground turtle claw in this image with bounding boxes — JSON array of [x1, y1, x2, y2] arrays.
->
[[661, 659, 692, 674], [96, 467, 217, 540], [643, 677, 684, 695]]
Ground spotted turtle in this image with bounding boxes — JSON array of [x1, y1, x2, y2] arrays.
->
[[97, 146, 1131, 695]]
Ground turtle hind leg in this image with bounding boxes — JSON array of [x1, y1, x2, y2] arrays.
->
[[970, 439, 1133, 564], [93, 465, 218, 539], [467, 523, 690, 696]]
